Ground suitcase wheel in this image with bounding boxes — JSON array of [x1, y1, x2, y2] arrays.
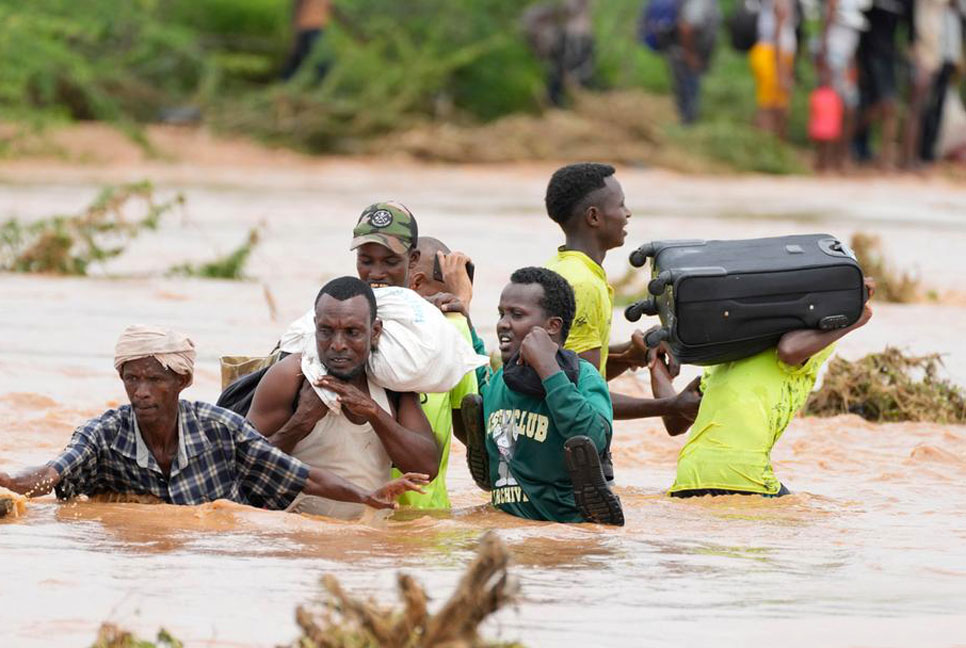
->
[[628, 242, 656, 268], [624, 298, 658, 322], [648, 270, 673, 296]]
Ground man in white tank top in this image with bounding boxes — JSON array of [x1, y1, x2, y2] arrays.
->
[[248, 277, 439, 520]]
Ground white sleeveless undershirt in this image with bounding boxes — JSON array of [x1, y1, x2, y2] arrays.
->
[[287, 376, 392, 520]]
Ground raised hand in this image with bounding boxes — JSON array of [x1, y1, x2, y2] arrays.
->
[[645, 334, 681, 379], [365, 473, 430, 509], [518, 326, 560, 379], [672, 376, 702, 422], [318, 375, 379, 420], [293, 377, 327, 427], [424, 291, 468, 318], [438, 250, 474, 306]]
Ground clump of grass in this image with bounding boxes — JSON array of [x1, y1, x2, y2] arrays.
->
[[805, 347, 966, 423], [850, 232, 920, 303], [168, 227, 260, 280], [0, 182, 183, 275], [291, 531, 520, 648], [91, 624, 182, 648]]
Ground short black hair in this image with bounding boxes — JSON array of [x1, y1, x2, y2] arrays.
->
[[545, 162, 616, 227], [509, 266, 576, 343], [315, 276, 377, 323]]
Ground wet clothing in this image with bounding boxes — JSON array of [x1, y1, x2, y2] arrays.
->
[[483, 360, 612, 523], [50, 401, 309, 509], [671, 483, 791, 498], [545, 249, 614, 377], [393, 314, 478, 510], [669, 345, 835, 496], [289, 377, 393, 520]]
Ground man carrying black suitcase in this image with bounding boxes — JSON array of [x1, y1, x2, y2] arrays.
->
[[648, 278, 874, 497], [543, 163, 702, 479]]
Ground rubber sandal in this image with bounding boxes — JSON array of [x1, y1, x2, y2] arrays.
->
[[460, 394, 491, 492], [564, 436, 624, 526]]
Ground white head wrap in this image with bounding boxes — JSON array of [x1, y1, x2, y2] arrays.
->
[[113, 325, 196, 384]]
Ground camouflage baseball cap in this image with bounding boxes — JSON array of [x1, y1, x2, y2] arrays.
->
[[350, 201, 418, 255]]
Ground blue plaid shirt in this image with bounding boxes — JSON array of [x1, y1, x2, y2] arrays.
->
[[49, 400, 310, 510]]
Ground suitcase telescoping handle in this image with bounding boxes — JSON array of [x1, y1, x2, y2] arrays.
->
[[628, 240, 708, 267], [624, 297, 659, 322]]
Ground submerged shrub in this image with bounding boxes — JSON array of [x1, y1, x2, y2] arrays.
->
[[0, 181, 182, 275], [805, 347, 966, 423]]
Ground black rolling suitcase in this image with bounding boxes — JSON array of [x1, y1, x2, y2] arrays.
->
[[623, 234, 867, 366]]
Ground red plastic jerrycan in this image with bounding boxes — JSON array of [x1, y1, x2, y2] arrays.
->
[[809, 86, 844, 142]]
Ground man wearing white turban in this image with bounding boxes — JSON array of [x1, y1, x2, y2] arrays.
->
[[0, 325, 428, 511]]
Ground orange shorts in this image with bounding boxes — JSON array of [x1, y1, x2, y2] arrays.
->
[[749, 43, 795, 109]]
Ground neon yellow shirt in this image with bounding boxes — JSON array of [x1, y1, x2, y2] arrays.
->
[[545, 249, 613, 377], [394, 313, 477, 509], [670, 344, 836, 495]]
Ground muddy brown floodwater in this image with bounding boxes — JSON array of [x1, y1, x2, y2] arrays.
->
[[1, 159, 966, 647]]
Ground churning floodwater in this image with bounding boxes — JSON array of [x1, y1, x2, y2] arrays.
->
[[2, 161, 965, 646]]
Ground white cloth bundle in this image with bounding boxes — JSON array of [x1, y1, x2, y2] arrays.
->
[[280, 287, 489, 413]]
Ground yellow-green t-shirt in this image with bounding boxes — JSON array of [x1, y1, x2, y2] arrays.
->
[[670, 344, 836, 495], [394, 313, 478, 509], [545, 249, 614, 377]]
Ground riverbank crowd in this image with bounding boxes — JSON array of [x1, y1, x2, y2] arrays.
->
[[0, 163, 875, 527], [522, 0, 966, 171]]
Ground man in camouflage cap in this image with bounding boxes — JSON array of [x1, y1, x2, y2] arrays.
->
[[351, 201, 421, 289]]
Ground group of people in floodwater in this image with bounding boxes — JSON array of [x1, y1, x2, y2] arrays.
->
[[0, 162, 874, 526]]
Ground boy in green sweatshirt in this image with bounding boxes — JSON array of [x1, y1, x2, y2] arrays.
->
[[467, 267, 623, 525]]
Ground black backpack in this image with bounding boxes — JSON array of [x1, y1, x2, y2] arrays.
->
[[727, 0, 760, 52]]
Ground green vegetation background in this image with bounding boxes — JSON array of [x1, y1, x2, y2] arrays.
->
[[0, 0, 813, 172]]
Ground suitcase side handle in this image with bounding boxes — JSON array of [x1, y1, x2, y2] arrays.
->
[[644, 327, 670, 348], [648, 266, 727, 296]]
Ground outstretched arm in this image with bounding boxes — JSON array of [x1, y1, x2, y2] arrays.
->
[[302, 468, 429, 510], [0, 466, 60, 498]]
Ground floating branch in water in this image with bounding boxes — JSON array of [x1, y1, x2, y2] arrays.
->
[[0, 181, 183, 275], [91, 623, 182, 648], [168, 226, 261, 280], [850, 232, 920, 303], [291, 531, 521, 648], [805, 347, 966, 423]]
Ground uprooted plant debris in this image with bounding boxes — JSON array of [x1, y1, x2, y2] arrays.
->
[[805, 347, 966, 423], [291, 531, 521, 648], [850, 232, 920, 303], [0, 181, 183, 275], [91, 624, 182, 648], [168, 226, 261, 280]]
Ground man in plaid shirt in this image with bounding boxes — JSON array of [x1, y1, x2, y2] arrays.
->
[[0, 325, 427, 510]]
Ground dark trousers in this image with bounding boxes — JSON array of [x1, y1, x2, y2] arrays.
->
[[667, 47, 702, 125], [282, 28, 328, 81], [919, 62, 956, 162]]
